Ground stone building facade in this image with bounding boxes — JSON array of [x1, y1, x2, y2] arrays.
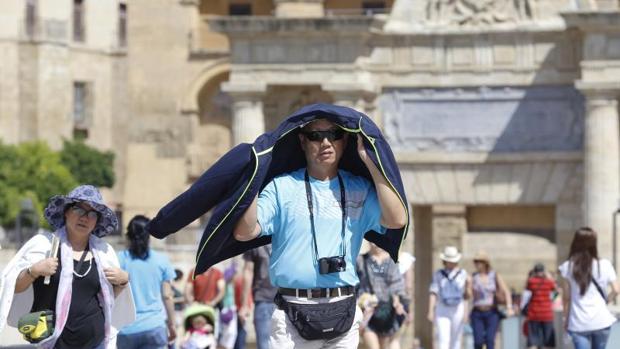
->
[[1, 0, 620, 347]]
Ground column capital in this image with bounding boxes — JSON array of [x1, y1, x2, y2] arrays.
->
[[576, 80, 620, 103]]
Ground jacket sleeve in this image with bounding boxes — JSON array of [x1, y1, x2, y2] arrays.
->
[[147, 144, 254, 238]]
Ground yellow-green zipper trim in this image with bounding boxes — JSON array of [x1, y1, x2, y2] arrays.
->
[[357, 117, 410, 254], [196, 146, 261, 264]]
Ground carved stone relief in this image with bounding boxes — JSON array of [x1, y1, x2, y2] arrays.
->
[[380, 86, 584, 152], [427, 0, 536, 25]]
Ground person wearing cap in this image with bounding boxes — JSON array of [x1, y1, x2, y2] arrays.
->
[[0, 184, 135, 349], [233, 118, 407, 348], [116, 215, 177, 349], [469, 250, 513, 349], [524, 263, 556, 349], [428, 246, 471, 349]]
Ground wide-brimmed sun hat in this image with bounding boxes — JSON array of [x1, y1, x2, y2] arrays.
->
[[44, 185, 118, 237], [183, 304, 216, 331], [473, 250, 491, 264], [439, 246, 462, 263]]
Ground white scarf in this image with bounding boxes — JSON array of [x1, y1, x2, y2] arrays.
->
[[0, 228, 135, 348]]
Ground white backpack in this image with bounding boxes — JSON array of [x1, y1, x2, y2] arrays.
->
[[439, 269, 464, 306]]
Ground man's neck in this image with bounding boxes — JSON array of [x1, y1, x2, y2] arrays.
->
[[307, 165, 338, 181]]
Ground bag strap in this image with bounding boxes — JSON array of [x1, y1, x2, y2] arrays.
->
[[591, 277, 607, 302], [363, 254, 376, 295], [74, 245, 89, 275], [441, 269, 461, 282]]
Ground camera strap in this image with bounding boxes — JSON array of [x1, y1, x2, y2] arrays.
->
[[304, 170, 347, 262]]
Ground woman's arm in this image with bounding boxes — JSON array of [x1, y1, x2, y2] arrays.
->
[[561, 277, 571, 329], [162, 281, 177, 343], [208, 279, 226, 307], [185, 279, 195, 304], [464, 275, 473, 301], [14, 258, 58, 293], [497, 274, 514, 316], [104, 267, 129, 297], [607, 280, 619, 303], [427, 293, 437, 322]]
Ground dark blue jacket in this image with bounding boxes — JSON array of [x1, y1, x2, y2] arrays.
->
[[147, 103, 410, 274]]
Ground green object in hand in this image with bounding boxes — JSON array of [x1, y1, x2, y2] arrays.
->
[[18, 310, 54, 343]]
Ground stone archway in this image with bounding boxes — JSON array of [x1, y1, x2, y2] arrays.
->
[[184, 60, 233, 180]]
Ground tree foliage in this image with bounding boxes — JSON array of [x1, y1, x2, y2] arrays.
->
[[60, 139, 115, 188], [0, 142, 77, 227], [0, 140, 116, 229]]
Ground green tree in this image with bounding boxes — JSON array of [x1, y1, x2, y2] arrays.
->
[[60, 139, 115, 188], [0, 142, 77, 228]]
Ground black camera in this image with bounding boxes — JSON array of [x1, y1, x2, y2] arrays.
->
[[318, 256, 346, 274]]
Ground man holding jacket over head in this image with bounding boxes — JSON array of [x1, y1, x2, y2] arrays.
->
[[233, 118, 407, 349]]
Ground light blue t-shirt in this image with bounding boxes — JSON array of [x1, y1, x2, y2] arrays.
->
[[117, 249, 176, 335], [258, 168, 386, 289]]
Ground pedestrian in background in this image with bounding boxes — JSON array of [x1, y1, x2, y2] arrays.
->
[[173, 269, 187, 313], [218, 262, 238, 349], [428, 246, 471, 349], [524, 263, 556, 349], [185, 266, 225, 309], [559, 227, 620, 349], [117, 215, 177, 349], [233, 264, 252, 349], [239, 245, 277, 349], [469, 251, 513, 349], [356, 243, 409, 349]]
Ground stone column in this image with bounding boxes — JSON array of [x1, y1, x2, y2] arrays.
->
[[222, 83, 266, 145], [579, 86, 620, 259], [273, 0, 324, 18], [414, 204, 467, 349]]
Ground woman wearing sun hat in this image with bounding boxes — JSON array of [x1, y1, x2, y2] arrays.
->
[[0, 184, 135, 349], [428, 246, 471, 349], [469, 250, 513, 349]]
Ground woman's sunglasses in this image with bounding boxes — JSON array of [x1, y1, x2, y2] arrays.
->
[[70, 205, 100, 220], [301, 129, 346, 142]]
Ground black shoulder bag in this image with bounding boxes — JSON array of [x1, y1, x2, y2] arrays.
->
[[592, 277, 608, 303], [272, 171, 357, 341], [363, 254, 396, 334]]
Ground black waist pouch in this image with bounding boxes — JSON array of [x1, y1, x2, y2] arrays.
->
[[274, 292, 357, 340]]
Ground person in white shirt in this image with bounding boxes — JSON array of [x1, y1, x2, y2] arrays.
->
[[427, 246, 472, 349], [559, 227, 620, 349]]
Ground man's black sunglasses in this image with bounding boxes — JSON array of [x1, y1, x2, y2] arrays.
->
[[301, 129, 346, 142]]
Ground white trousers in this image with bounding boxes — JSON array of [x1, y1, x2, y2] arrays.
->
[[434, 303, 465, 349], [269, 295, 362, 349]]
